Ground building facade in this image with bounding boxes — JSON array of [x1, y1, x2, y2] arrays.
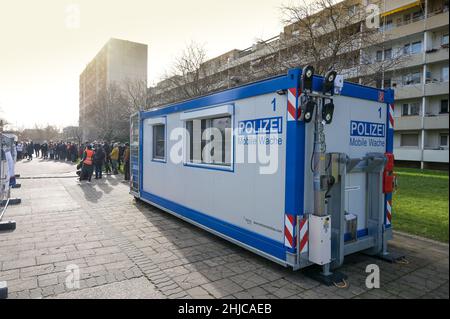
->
[[148, 0, 448, 169], [377, 0, 449, 169], [79, 38, 147, 141]]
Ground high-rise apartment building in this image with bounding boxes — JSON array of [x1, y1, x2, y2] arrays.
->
[[375, 0, 448, 169], [79, 38, 147, 141], [149, 0, 448, 168]]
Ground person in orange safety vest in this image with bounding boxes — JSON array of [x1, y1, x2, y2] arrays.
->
[[80, 144, 95, 182]]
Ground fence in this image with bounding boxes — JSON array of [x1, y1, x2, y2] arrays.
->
[[0, 133, 19, 228]]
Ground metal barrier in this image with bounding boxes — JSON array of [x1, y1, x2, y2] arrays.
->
[[0, 133, 19, 229], [0, 133, 20, 298]]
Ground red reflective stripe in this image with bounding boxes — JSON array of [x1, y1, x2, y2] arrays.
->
[[287, 214, 295, 225], [288, 102, 296, 119], [284, 226, 293, 246], [299, 218, 306, 229], [299, 231, 308, 252]]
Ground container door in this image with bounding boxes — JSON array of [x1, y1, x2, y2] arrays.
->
[[130, 112, 140, 196]]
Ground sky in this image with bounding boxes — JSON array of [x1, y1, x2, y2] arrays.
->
[[0, 0, 293, 130]]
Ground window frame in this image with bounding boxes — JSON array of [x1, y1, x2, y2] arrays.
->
[[440, 99, 449, 114], [384, 48, 393, 60], [401, 102, 421, 116], [439, 134, 449, 148], [411, 41, 423, 54], [442, 34, 449, 46], [181, 104, 235, 172], [148, 117, 167, 163], [376, 50, 383, 62], [403, 43, 411, 55], [441, 66, 449, 82]]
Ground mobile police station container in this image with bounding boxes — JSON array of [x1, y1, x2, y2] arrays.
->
[[130, 67, 399, 283]]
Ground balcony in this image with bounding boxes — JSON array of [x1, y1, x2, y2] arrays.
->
[[380, 10, 448, 42], [424, 81, 449, 96], [423, 114, 450, 129], [395, 116, 422, 130], [394, 84, 423, 99], [423, 148, 449, 163], [425, 47, 449, 64], [394, 147, 422, 161], [384, 18, 425, 41], [400, 53, 424, 69], [426, 10, 449, 30], [360, 53, 423, 77]]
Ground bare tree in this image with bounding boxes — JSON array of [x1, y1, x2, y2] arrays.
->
[[92, 83, 128, 142], [123, 78, 148, 112], [20, 124, 61, 142], [270, 0, 406, 82], [163, 42, 223, 101], [64, 126, 83, 145]]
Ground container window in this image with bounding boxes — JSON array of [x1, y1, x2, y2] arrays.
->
[[152, 124, 165, 160], [186, 116, 232, 167]]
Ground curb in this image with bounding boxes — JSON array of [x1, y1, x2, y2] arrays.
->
[[393, 230, 449, 247]]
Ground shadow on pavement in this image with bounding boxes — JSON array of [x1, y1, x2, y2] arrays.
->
[[78, 182, 104, 203]]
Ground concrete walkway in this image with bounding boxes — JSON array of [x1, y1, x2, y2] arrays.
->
[[0, 159, 448, 299]]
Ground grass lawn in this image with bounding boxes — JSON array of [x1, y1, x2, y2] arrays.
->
[[393, 167, 449, 242]]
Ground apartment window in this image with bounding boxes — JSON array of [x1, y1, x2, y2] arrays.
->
[[401, 134, 419, 147], [412, 10, 424, 21], [376, 50, 383, 62], [384, 78, 392, 88], [402, 104, 409, 115], [441, 66, 449, 82], [411, 41, 422, 54], [403, 43, 411, 55], [404, 13, 411, 24], [385, 19, 393, 31], [402, 102, 420, 116], [403, 72, 421, 85], [440, 134, 449, 147], [152, 124, 165, 160], [384, 48, 393, 60], [440, 100, 449, 114], [186, 116, 232, 166], [442, 34, 449, 46]]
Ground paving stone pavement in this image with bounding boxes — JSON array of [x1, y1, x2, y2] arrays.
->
[[0, 160, 448, 299]]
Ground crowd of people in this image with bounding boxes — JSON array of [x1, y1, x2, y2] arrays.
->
[[78, 142, 130, 182], [16, 141, 80, 162], [15, 141, 130, 183]]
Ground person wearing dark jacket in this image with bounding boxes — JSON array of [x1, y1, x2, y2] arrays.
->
[[34, 143, 41, 158], [27, 142, 34, 160], [93, 144, 105, 179], [103, 142, 112, 175], [123, 143, 130, 181]]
